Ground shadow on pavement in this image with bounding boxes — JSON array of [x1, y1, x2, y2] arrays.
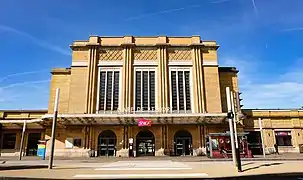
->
[[242, 162, 283, 172], [1, 173, 303, 180], [0, 165, 48, 171], [241, 162, 254, 166]]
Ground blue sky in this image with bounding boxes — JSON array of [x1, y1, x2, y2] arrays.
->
[[0, 0, 302, 110]]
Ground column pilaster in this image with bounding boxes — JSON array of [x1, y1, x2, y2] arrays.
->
[[191, 46, 205, 113], [85, 46, 99, 114], [157, 45, 168, 112], [121, 41, 134, 111]]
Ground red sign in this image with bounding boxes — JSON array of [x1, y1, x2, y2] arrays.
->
[[275, 132, 290, 136], [138, 118, 152, 127]]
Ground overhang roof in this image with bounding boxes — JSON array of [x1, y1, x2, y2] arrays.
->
[[0, 113, 231, 128]]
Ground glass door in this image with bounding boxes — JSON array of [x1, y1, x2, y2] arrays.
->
[[175, 139, 184, 156], [175, 138, 192, 156], [99, 138, 116, 156], [136, 139, 155, 156]]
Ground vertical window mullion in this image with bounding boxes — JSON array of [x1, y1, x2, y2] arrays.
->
[[149, 71, 155, 110], [99, 72, 106, 111], [148, 69, 150, 111], [134, 70, 136, 111], [169, 70, 173, 113], [176, 70, 179, 113], [104, 71, 108, 111], [111, 71, 114, 111], [183, 71, 186, 112], [141, 70, 143, 111], [185, 71, 191, 111], [113, 71, 119, 111]]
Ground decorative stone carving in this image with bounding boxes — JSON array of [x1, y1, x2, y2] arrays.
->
[[168, 47, 191, 61], [99, 48, 123, 60], [134, 47, 157, 60]]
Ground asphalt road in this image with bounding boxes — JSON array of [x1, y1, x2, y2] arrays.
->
[[0, 173, 303, 180], [1, 160, 303, 180]]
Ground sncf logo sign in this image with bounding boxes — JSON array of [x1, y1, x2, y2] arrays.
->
[[138, 118, 152, 127]]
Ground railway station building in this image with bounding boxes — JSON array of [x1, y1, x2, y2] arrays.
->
[[0, 36, 302, 157]]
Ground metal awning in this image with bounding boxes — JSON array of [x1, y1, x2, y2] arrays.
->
[[0, 118, 45, 129], [40, 112, 229, 126], [0, 113, 230, 127]]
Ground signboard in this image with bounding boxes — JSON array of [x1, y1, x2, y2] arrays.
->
[[115, 107, 171, 114], [275, 132, 291, 136], [37, 144, 46, 160], [138, 118, 152, 127], [65, 138, 74, 148]]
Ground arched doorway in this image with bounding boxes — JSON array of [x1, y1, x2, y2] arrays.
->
[[174, 130, 192, 156], [98, 130, 117, 156], [136, 130, 155, 156]]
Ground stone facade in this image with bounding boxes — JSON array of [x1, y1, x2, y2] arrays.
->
[[0, 36, 302, 157], [243, 110, 303, 153]]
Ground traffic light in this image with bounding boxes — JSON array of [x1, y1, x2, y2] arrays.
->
[[235, 92, 243, 112]]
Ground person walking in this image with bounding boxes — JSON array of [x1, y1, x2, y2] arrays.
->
[[274, 143, 279, 154]]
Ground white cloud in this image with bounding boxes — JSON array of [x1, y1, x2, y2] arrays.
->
[[0, 69, 50, 84], [221, 56, 303, 109], [0, 25, 71, 56], [125, 4, 201, 21], [242, 82, 303, 109], [0, 81, 50, 110]]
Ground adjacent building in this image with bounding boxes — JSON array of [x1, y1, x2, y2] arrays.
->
[[0, 36, 302, 157]]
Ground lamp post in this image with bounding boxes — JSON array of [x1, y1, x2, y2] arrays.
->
[[48, 88, 60, 169], [226, 87, 236, 166], [258, 118, 266, 158], [231, 91, 242, 172], [19, 120, 27, 160]]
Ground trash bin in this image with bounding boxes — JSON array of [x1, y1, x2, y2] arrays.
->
[[299, 144, 303, 153]]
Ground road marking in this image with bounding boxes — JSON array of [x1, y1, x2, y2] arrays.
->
[[94, 167, 192, 170], [74, 173, 208, 178]]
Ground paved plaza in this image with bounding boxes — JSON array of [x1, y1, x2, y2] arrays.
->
[[0, 158, 303, 179]]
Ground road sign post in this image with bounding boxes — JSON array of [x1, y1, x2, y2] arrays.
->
[[226, 87, 236, 166], [48, 88, 60, 169], [19, 120, 27, 160]]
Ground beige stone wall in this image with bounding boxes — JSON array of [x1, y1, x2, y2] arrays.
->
[[203, 67, 222, 113], [70, 36, 222, 115], [45, 126, 87, 157], [68, 67, 88, 113], [72, 49, 89, 61], [263, 129, 275, 148], [219, 71, 239, 112], [243, 110, 303, 153], [202, 50, 217, 60], [48, 70, 71, 114]]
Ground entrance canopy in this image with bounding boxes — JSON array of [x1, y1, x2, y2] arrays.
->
[[39, 112, 229, 126], [0, 118, 44, 129], [0, 112, 231, 128]]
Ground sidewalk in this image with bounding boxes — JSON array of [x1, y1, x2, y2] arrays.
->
[[1, 153, 303, 163], [0, 160, 303, 179]]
